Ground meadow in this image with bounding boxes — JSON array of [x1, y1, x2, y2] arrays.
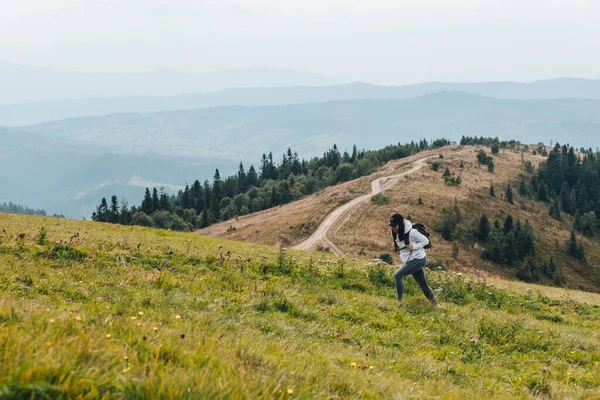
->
[[1, 213, 599, 399]]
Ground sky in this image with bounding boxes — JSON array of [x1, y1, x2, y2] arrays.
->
[[1, 0, 600, 84]]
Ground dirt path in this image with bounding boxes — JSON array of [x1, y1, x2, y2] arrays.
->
[[293, 154, 438, 255]]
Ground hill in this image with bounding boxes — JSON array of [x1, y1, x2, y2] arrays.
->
[[198, 145, 600, 294], [4, 78, 600, 126], [1, 212, 600, 398]]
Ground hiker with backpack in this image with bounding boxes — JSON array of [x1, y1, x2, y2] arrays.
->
[[388, 213, 442, 308]]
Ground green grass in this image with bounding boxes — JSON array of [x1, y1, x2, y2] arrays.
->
[[1, 213, 600, 399]]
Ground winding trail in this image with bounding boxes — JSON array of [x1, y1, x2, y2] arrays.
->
[[293, 154, 438, 255]]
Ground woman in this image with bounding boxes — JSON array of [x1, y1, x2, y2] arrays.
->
[[388, 213, 442, 307]]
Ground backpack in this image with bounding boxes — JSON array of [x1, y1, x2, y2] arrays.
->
[[403, 223, 432, 249]]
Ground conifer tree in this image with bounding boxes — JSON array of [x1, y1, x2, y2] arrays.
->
[[141, 188, 153, 214], [237, 162, 248, 193], [159, 187, 171, 212], [152, 188, 160, 211], [537, 183, 548, 202], [518, 180, 528, 196], [213, 169, 222, 202], [110, 195, 119, 223], [247, 165, 258, 188], [505, 183, 514, 204], [478, 215, 490, 241], [490, 183, 495, 197]]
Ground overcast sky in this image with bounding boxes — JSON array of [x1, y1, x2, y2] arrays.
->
[[2, 0, 599, 84]]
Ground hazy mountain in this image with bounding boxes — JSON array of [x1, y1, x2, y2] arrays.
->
[[3, 78, 600, 126], [5, 91, 600, 218], [23, 91, 600, 155], [0, 60, 340, 106], [0, 127, 237, 218]]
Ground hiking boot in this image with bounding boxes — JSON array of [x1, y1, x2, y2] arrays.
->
[[432, 300, 444, 309]]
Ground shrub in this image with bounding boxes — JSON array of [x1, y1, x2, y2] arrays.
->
[[371, 194, 389, 205], [368, 263, 393, 286], [378, 253, 393, 265], [132, 212, 155, 227], [476, 150, 493, 165], [37, 227, 47, 245]]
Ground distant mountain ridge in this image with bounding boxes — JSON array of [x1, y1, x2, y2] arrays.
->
[[0, 60, 341, 106], [3, 77, 600, 126]]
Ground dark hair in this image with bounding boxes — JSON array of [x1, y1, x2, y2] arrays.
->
[[389, 213, 405, 249]]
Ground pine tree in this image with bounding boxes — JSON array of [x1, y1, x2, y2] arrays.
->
[[518, 180, 528, 196], [213, 169, 222, 202], [93, 197, 110, 222], [247, 165, 259, 187], [490, 184, 495, 197], [159, 187, 171, 212], [191, 181, 203, 213], [182, 184, 191, 209], [119, 199, 131, 225], [537, 183, 548, 202], [152, 188, 160, 211], [560, 182, 574, 214], [505, 184, 514, 204], [141, 188, 153, 215], [110, 195, 119, 223], [549, 197, 562, 221], [503, 215, 514, 234], [478, 215, 490, 241], [487, 160, 495, 172], [443, 167, 451, 178], [235, 163, 247, 193], [203, 180, 212, 211], [200, 209, 211, 228], [567, 230, 582, 259]]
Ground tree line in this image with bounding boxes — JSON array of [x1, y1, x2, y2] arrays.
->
[[532, 143, 600, 238], [0, 202, 47, 216], [92, 139, 450, 230]]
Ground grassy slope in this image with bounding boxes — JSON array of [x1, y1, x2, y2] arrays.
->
[[1, 213, 600, 399], [196, 147, 464, 246], [200, 145, 600, 294], [330, 146, 600, 293]]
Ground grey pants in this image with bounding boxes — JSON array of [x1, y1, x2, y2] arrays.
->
[[394, 257, 436, 302]]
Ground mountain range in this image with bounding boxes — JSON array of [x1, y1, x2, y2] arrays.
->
[[3, 77, 600, 126], [0, 60, 340, 106], [4, 91, 600, 218]]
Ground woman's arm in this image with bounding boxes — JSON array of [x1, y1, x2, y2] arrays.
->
[[410, 229, 429, 251]]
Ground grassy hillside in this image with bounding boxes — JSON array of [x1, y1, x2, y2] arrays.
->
[[1, 213, 600, 398], [197, 148, 453, 246], [201, 145, 600, 294]]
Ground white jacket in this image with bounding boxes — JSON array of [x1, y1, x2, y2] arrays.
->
[[394, 220, 428, 264]]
